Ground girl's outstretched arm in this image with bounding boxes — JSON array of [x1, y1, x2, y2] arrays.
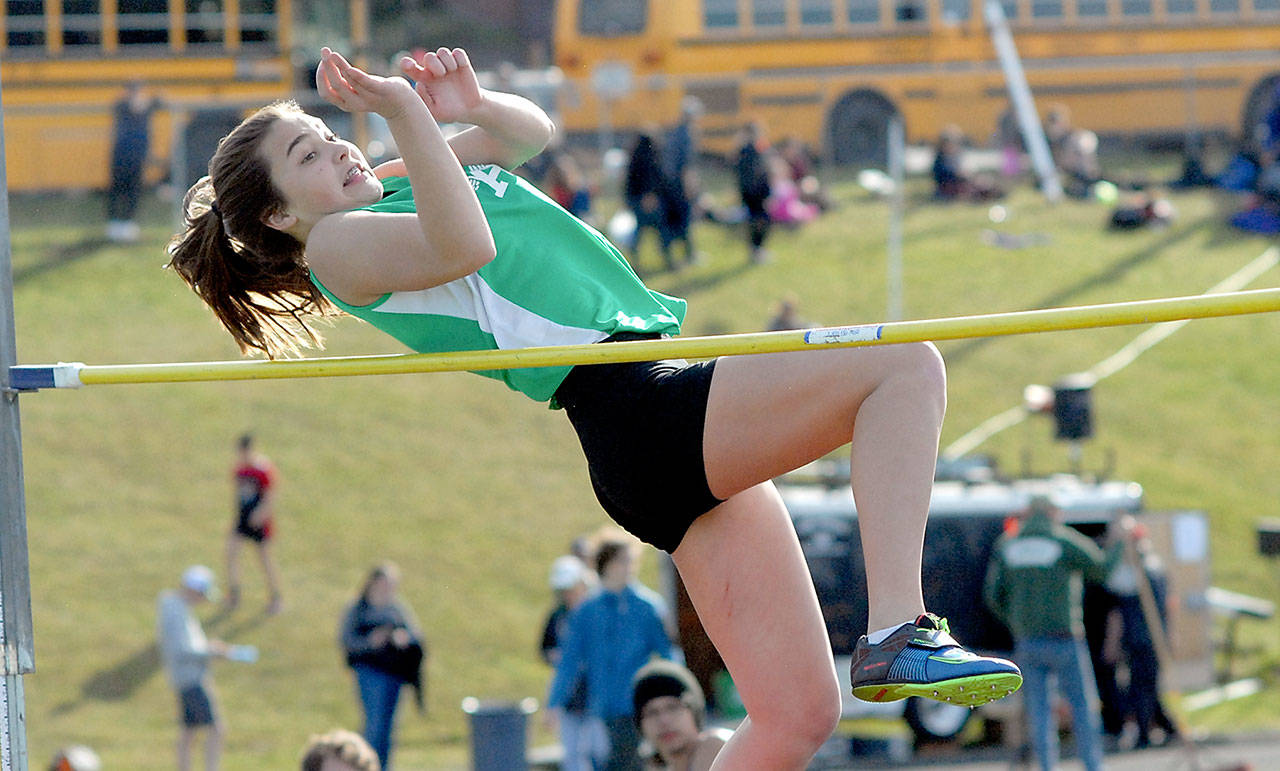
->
[[307, 48, 495, 305], [400, 47, 555, 169]]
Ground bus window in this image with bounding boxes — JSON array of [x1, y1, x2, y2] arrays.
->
[[1120, 0, 1152, 16], [63, 0, 102, 47], [1259, 0, 1280, 11], [704, 0, 739, 27], [578, 0, 647, 35], [1077, 0, 1108, 17], [896, 0, 927, 21], [119, 0, 169, 45], [998, 0, 1017, 21], [185, 0, 223, 45], [242, 0, 276, 43], [1031, 0, 1063, 19], [847, 0, 880, 24], [753, 0, 787, 27], [1208, 0, 1239, 11], [6, 0, 44, 48], [800, 0, 834, 25], [941, 0, 971, 22]]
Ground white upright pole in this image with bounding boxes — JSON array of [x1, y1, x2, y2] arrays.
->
[[984, 0, 1062, 201], [887, 116, 905, 321], [0, 70, 34, 771]]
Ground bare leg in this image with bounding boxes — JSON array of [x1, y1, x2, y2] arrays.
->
[[205, 721, 224, 771], [703, 343, 945, 634], [177, 727, 195, 771], [672, 483, 842, 769], [224, 533, 243, 610], [255, 542, 283, 614]]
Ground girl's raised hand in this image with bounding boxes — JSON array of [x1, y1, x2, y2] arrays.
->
[[398, 47, 484, 124], [316, 47, 416, 119]]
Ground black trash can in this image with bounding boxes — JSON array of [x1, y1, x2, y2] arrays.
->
[[462, 697, 537, 771], [1258, 519, 1280, 557], [1052, 374, 1095, 440]]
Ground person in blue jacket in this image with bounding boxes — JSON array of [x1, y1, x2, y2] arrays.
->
[[548, 536, 672, 770]]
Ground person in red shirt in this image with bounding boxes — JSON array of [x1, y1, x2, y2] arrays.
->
[[226, 433, 283, 614]]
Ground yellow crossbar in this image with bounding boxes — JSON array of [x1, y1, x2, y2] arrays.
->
[[10, 288, 1280, 390]]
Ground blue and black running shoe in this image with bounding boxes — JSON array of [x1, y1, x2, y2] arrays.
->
[[850, 613, 1022, 706]]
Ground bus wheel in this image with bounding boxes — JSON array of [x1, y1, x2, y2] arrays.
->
[[903, 696, 972, 743], [826, 90, 899, 167], [1242, 74, 1280, 142]]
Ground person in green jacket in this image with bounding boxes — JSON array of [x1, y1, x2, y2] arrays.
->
[[984, 496, 1135, 771]]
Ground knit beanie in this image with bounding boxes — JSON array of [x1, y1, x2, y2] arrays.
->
[[632, 659, 706, 727]]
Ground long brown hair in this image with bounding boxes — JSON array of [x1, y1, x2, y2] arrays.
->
[[166, 100, 338, 358]]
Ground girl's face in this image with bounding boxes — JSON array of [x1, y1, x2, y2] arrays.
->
[[261, 112, 382, 233]]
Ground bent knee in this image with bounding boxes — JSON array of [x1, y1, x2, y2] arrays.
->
[[753, 675, 842, 744], [800, 687, 843, 745], [895, 341, 947, 407], [903, 340, 946, 385]]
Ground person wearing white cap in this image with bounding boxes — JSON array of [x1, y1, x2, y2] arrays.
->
[[157, 565, 231, 771], [539, 554, 602, 771]]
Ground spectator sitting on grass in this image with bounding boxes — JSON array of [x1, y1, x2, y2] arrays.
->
[[1059, 128, 1104, 199], [932, 125, 1003, 202], [1229, 83, 1280, 234], [777, 137, 833, 213], [765, 153, 820, 226], [1228, 162, 1280, 234]]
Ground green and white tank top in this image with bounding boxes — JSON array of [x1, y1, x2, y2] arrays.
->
[[310, 165, 686, 404]]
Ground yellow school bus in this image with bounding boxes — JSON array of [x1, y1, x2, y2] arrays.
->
[[553, 0, 1280, 163], [1, 0, 294, 192]]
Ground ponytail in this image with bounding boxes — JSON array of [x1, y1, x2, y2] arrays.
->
[[165, 102, 337, 358]]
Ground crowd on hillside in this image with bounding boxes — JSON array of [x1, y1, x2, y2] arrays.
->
[[932, 87, 1280, 236], [515, 95, 836, 275]]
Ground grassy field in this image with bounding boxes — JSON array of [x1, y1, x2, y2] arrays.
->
[[7, 159, 1280, 769]]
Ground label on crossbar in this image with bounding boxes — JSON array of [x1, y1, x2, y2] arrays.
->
[[804, 325, 883, 345]]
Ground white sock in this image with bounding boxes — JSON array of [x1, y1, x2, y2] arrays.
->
[[867, 621, 912, 645]]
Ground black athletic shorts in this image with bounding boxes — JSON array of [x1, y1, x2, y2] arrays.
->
[[234, 508, 272, 543], [555, 333, 725, 553], [178, 683, 218, 727]]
